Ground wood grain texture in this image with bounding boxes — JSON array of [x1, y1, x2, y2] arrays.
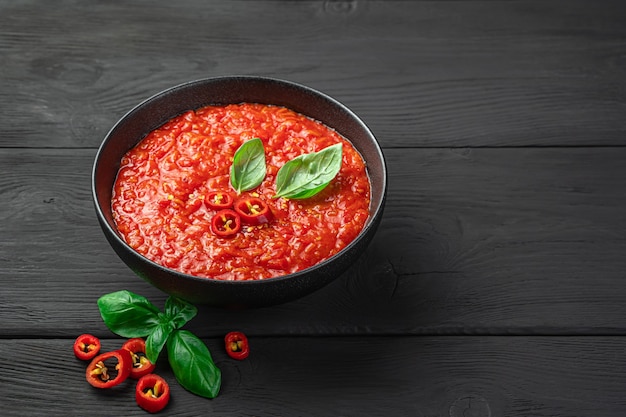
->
[[2, 146, 624, 337], [1, 336, 626, 416], [1, 0, 625, 148], [2, 1, 626, 415]]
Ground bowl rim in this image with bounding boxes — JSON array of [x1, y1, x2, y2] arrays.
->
[[92, 75, 387, 287]]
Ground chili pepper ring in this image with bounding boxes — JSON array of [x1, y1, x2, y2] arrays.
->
[[234, 197, 273, 225], [224, 331, 250, 360], [136, 373, 171, 413], [122, 338, 156, 379], [86, 349, 133, 389], [205, 190, 235, 210], [73, 334, 101, 361], [210, 209, 241, 237]]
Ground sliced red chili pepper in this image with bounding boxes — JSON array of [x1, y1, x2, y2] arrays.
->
[[86, 349, 133, 389], [205, 190, 234, 210], [234, 197, 273, 225], [224, 331, 249, 360], [135, 373, 170, 413], [211, 209, 241, 237], [122, 338, 156, 379], [73, 333, 101, 361]]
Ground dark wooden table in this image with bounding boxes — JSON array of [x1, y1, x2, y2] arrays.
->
[[2, 1, 626, 415]]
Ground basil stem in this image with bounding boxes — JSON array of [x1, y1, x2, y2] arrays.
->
[[97, 290, 161, 338], [167, 330, 222, 399], [274, 143, 343, 199], [230, 137, 266, 194]]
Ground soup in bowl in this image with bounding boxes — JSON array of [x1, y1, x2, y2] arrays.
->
[[92, 76, 386, 307]]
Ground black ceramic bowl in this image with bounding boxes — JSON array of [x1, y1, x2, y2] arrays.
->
[[92, 76, 386, 307]]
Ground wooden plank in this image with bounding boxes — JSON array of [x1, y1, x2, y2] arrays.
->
[[1, 147, 625, 337], [1, 1, 625, 148], [1, 336, 625, 416]]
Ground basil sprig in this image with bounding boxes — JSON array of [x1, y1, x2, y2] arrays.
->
[[97, 290, 221, 399], [230, 137, 266, 194], [274, 143, 343, 199]]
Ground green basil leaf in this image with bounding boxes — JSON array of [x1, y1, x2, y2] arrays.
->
[[167, 330, 221, 399], [97, 290, 161, 338], [230, 137, 266, 193], [164, 296, 197, 329], [145, 318, 174, 364], [274, 143, 343, 199]]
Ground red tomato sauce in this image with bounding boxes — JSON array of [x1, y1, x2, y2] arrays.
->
[[112, 103, 371, 281]]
